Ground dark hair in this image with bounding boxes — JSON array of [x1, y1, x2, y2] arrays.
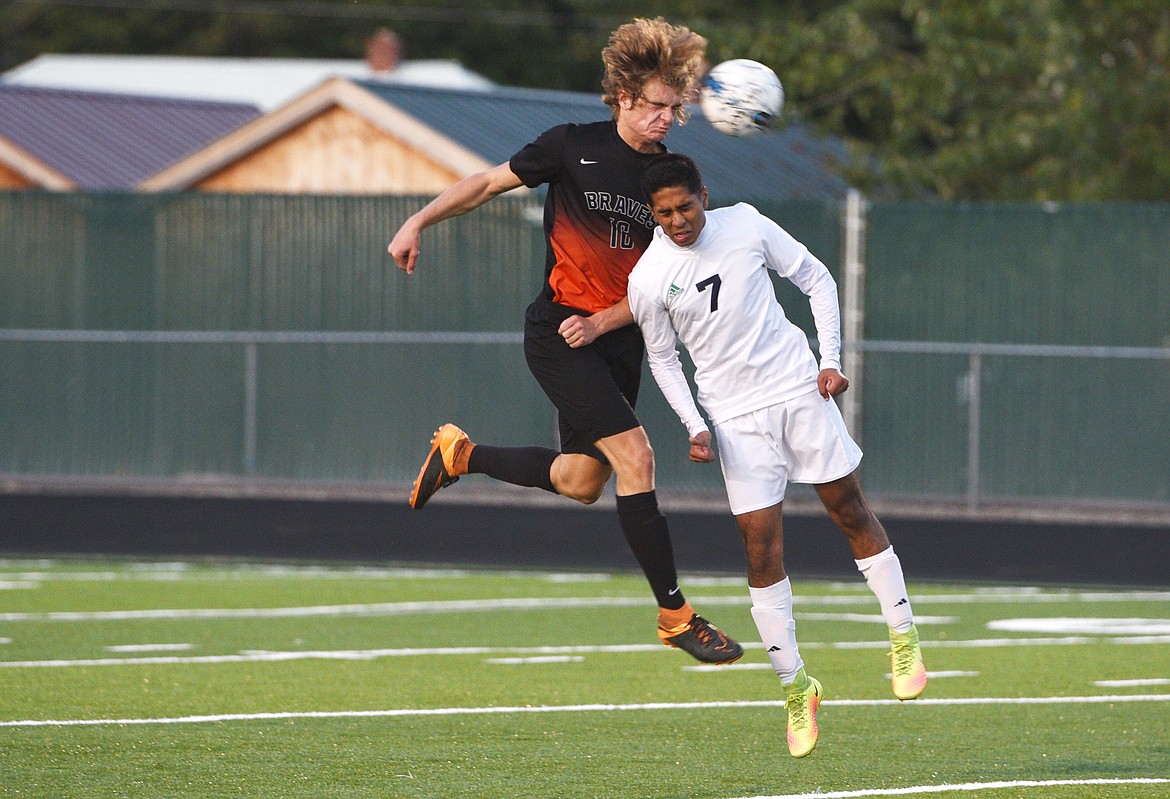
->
[[641, 153, 704, 201]]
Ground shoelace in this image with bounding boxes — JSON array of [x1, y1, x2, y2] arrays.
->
[[691, 617, 727, 649], [890, 639, 918, 677], [786, 686, 811, 730]]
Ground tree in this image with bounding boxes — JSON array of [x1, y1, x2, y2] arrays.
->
[[722, 0, 1170, 200], [3, 0, 1168, 200]]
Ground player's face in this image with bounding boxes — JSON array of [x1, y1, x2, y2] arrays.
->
[[616, 78, 685, 152], [649, 184, 708, 247]]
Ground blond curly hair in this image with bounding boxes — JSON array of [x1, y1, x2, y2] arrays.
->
[[601, 17, 707, 123]]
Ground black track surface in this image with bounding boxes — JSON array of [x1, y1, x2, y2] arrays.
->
[[2, 493, 1167, 587]]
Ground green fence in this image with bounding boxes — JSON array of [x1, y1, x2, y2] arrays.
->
[[2, 192, 1168, 510]]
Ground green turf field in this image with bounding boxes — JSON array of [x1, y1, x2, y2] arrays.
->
[[1, 557, 1167, 798]]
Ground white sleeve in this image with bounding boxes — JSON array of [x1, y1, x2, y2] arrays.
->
[[755, 209, 843, 372], [788, 251, 842, 372], [628, 283, 709, 438]]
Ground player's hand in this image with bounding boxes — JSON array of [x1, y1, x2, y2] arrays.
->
[[689, 430, 715, 463], [559, 315, 601, 348], [388, 224, 421, 275], [818, 368, 849, 400]]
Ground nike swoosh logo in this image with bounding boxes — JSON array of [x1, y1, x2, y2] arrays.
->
[[580, 158, 598, 165], [667, 586, 680, 596]]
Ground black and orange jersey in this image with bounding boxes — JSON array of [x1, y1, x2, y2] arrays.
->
[[510, 121, 662, 314]]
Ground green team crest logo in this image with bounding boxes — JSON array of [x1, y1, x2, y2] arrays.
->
[[667, 283, 683, 301]]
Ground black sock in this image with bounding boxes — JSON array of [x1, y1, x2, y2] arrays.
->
[[467, 445, 558, 493], [616, 490, 685, 610]]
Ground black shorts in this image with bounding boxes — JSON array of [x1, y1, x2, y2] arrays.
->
[[523, 298, 643, 463]]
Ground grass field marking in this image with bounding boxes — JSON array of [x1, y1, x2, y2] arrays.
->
[[882, 670, 979, 680], [825, 634, 1170, 650], [3, 693, 1169, 728], [787, 613, 958, 624], [485, 656, 585, 664], [0, 643, 672, 668], [0, 596, 655, 622], [684, 662, 777, 672], [734, 777, 1170, 799], [103, 643, 195, 653], [835, 591, 1170, 605], [683, 665, 979, 680], [5, 588, 1168, 624], [5, 634, 1170, 669], [0, 596, 976, 623], [1095, 678, 1170, 687], [988, 618, 1170, 635]]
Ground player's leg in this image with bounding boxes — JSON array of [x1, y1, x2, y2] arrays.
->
[[781, 390, 927, 700], [512, 300, 739, 661], [593, 426, 742, 664], [410, 420, 592, 509], [814, 472, 926, 699], [409, 302, 613, 510], [718, 409, 822, 756], [814, 471, 889, 559]]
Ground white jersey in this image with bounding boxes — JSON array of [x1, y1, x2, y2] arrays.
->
[[627, 202, 842, 437]]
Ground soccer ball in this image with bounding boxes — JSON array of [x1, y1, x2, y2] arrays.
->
[[699, 59, 785, 137]]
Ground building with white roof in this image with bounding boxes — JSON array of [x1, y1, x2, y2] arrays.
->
[[2, 47, 494, 111]]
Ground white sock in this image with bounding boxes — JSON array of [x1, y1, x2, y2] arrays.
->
[[855, 546, 914, 633], [749, 578, 803, 684]]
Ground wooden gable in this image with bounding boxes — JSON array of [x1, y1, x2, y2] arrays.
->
[[193, 104, 462, 194], [142, 78, 492, 194], [0, 135, 75, 190]]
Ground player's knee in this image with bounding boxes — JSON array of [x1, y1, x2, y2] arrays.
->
[[616, 442, 655, 483], [552, 466, 608, 504], [561, 481, 605, 505], [575, 488, 605, 505]]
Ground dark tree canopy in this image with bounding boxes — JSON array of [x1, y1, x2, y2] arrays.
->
[[3, 0, 1167, 200]]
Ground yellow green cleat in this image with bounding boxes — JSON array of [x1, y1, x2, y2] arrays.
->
[[889, 623, 928, 700], [784, 669, 823, 758]]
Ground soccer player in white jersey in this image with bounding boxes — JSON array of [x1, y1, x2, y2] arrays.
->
[[624, 153, 927, 758]]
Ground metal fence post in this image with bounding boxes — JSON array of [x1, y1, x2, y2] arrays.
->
[[966, 350, 982, 510], [243, 340, 258, 477], [841, 189, 867, 443]]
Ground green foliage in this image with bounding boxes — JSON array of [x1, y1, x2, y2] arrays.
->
[[3, 0, 1168, 199], [721, 0, 1170, 200]]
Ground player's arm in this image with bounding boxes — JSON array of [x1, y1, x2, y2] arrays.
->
[[817, 368, 849, 399], [560, 297, 634, 348], [628, 284, 712, 460], [389, 162, 524, 274], [769, 224, 845, 398], [688, 430, 715, 464], [645, 345, 714, 462], [790, 254, 846, 399], [756, 209, 844, 384]]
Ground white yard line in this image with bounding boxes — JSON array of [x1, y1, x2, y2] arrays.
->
[[0, 596, 656, 622], [3, 693, 1168, 728], [103, 643, 195, 653], [0, 597, 960, 623], [728, 778, 1170, 799], [4, 590, 1168, 623], [3, 634, 1169, 669], [485, 656, 584, 664], [989, 618, 1170, 635]]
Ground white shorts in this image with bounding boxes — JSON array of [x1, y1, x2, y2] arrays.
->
[[713, 390, 863, 515]]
